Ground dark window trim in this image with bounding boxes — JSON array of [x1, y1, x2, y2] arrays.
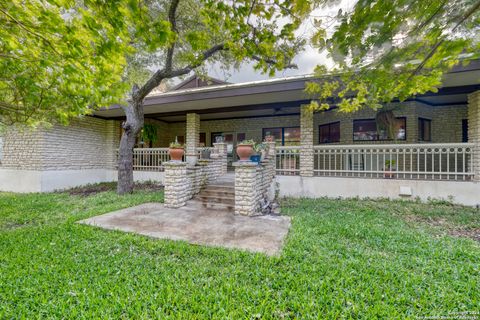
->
[[418, 117, 432, 142], [262, 126, 300, 146], [318, 121, 341, 144], [462, 119, 468, 143], [352, 117, 407, 141]]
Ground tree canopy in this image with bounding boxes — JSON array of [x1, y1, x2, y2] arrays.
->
[[0, 0, 307, 126], [305, 0, 480, 112]]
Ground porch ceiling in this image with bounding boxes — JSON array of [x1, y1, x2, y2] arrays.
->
[[94, 60, 480, 122]]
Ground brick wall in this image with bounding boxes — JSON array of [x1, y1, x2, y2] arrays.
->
[[1, 117, 120, 170]]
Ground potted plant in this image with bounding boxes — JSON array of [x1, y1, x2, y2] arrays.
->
[[264, 132, 275, 142], [236, 139, 255, 161], [251, 142, 267, 162], [169, 138, 184, 161], [200, 147, 211, 159], [384, 159, 396, 179]]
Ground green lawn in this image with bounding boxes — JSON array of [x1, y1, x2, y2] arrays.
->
[[1, 189, 479, 319]]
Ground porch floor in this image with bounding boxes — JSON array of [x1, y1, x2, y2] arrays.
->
[[78, 202, 291, 256]]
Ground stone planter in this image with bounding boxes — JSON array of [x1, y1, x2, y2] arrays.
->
[[237, 144, 254, 161], [169, 147, 184, 161]]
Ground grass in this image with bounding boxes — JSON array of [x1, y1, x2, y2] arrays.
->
[[0, 190, 479, 319]]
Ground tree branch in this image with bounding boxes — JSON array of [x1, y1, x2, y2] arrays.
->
[[165, 0, 180, 72], [251, 55, 298, 69]]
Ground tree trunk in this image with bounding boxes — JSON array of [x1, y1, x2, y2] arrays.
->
[[117, 93, 144, 194]]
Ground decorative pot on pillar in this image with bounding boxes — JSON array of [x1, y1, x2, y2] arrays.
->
[[169, 147, 184, 161], [237, 144, 254, 161]]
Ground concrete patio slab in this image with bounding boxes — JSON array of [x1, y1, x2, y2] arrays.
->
[[78, 203, 291, 256]]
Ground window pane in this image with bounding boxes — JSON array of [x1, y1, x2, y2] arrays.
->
[[353, 120, 377, 141], [462, 119, 468, 142], [418, 118, 431, 141], [237, 133, 246, 142], [284, 127, 300, 146], [199, 133, 206, 146], [396, 118, 406, 140], [319, 122, 340, 143], [263, 128, 282, 145]]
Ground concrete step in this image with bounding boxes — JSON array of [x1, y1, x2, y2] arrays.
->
[[187, 199, 234, 213], [195, 195, 235, 205], [198, 189, 235, 198]]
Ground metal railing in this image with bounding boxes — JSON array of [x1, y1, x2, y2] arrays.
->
[[313, 143, 474, 181], [131, 148, 170, 171], [276, 146, 300, 175]]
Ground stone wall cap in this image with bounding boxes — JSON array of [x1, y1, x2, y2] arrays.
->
[[164, 161, 187, 166], [232, 161, 259, 167]]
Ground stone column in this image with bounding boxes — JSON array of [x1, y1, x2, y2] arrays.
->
[[300, 105, 314, 176], [164, 162, 189, 208], [185, 113, 200, 166], [468, 91, 480, 181], [233, 161, 259, 216], [213, 142, 228, 174]]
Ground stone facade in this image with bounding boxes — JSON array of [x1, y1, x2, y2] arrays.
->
[[164, 162, 189, 208], [185, 113, 200, 164], [1, 116, 120, 170], [300, 105, 314, 176], [468, 91, 480, 181], [149, 101, 467, 148], [233, 143, 276, 216]]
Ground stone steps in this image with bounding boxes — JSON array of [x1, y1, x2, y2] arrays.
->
[[189, 174, 235, 213]]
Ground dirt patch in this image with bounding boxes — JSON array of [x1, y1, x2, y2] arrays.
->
[[65, 182, 163, 196], [404, 214, 480, 243]]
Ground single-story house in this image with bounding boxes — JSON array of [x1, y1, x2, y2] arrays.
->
[[1, 60, 479, 207]]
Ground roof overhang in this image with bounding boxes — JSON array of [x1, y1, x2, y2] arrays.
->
[[94, 60, 480, 122]]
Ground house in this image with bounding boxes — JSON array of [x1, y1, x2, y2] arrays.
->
[[1, 62, 480, 207]]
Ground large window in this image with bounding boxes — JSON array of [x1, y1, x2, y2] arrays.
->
[[353, 118, 406, 141], [418, 118, 431, 142], [263, 127, 300, 146], [319, 122, 340, 144]]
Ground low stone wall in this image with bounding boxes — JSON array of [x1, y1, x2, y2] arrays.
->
[[163, 147, 227, 208]]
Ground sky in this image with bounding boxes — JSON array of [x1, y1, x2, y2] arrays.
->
[[205, 0, 356, 84]]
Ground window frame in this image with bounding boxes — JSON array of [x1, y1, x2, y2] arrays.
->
[[352, 117, 407, 141], [418, 117, 432, 142], [318, 121, 341, 144], [262, 126, 301, 146]]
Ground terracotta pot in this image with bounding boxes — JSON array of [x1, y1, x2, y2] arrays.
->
[[169, 147, 184, 161], [236, 144, 254, 161]]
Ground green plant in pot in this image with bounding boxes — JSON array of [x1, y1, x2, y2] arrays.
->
[[237, 139, 255, 161], [254, 142, 268, 161], [384, 159, 396, 179], [141, 124, 158, 148], [169, 138, 184, 161]]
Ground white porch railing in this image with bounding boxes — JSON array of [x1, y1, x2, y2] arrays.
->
[[275, 143, 475, 181], [132, 148, 170, 171], [275, 146, 301, 175], [313, 143, 474, 181]]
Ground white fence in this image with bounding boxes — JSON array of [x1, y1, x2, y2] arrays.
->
[[131, 148, 170, 171], [276, 143, 475, 181], [275, 146, 300, 175]]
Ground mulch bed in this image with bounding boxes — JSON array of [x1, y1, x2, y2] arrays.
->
[[66, 182, 163, 197]]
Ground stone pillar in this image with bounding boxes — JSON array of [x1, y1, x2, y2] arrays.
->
[[185, 113, 200, 166], [233, 161, 259, 216], [213, 142, 228, 174], [164, 162, 189, 208], [468, 91, 480, 181], [300, 105, 314, 176], [265, 141, 276, 158]]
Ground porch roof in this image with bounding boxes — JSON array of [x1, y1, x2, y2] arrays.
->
[[94, 59, 480, 122]]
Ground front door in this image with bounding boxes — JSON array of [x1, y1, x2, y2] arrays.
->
[[211, 132, 246, 167]]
